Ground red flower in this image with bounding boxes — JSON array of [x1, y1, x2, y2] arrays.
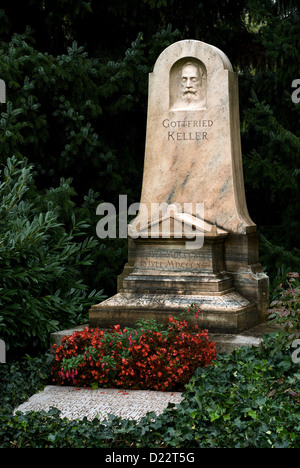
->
[[51, 316, 216, 392]]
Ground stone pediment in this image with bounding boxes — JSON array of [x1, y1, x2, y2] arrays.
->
[[128, 204, 228, 239]]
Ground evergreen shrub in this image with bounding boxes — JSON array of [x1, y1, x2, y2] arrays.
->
[[0, 157, 105, 352]]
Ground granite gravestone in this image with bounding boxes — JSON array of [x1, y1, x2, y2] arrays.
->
[[90, 40, 269, 333]]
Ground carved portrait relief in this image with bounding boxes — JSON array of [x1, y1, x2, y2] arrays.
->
[[170, 58, 207, 110]]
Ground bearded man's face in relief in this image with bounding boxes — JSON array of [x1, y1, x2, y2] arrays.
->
[[180, 63, 201, 104]]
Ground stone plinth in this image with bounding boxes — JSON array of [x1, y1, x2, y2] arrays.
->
[[90, 215, 260, 333]]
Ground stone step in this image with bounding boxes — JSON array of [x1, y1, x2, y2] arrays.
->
[[50, 321, 281, 355]]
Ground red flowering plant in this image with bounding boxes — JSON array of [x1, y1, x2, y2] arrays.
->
[[51, 305, 216, 391]]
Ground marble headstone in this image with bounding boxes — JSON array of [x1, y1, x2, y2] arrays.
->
[[90, 40, 269, 333]]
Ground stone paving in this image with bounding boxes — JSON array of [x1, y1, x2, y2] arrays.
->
[[15, 385, 184, 422]]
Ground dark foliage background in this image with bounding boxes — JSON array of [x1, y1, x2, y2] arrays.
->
[[0, 0, 299, 352]]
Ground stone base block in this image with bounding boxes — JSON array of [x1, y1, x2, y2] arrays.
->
[[50, 321, 281, 355], [89, 291, 259, 334]]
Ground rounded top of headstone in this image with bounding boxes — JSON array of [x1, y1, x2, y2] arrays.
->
[[153, 39, 233, 73]]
